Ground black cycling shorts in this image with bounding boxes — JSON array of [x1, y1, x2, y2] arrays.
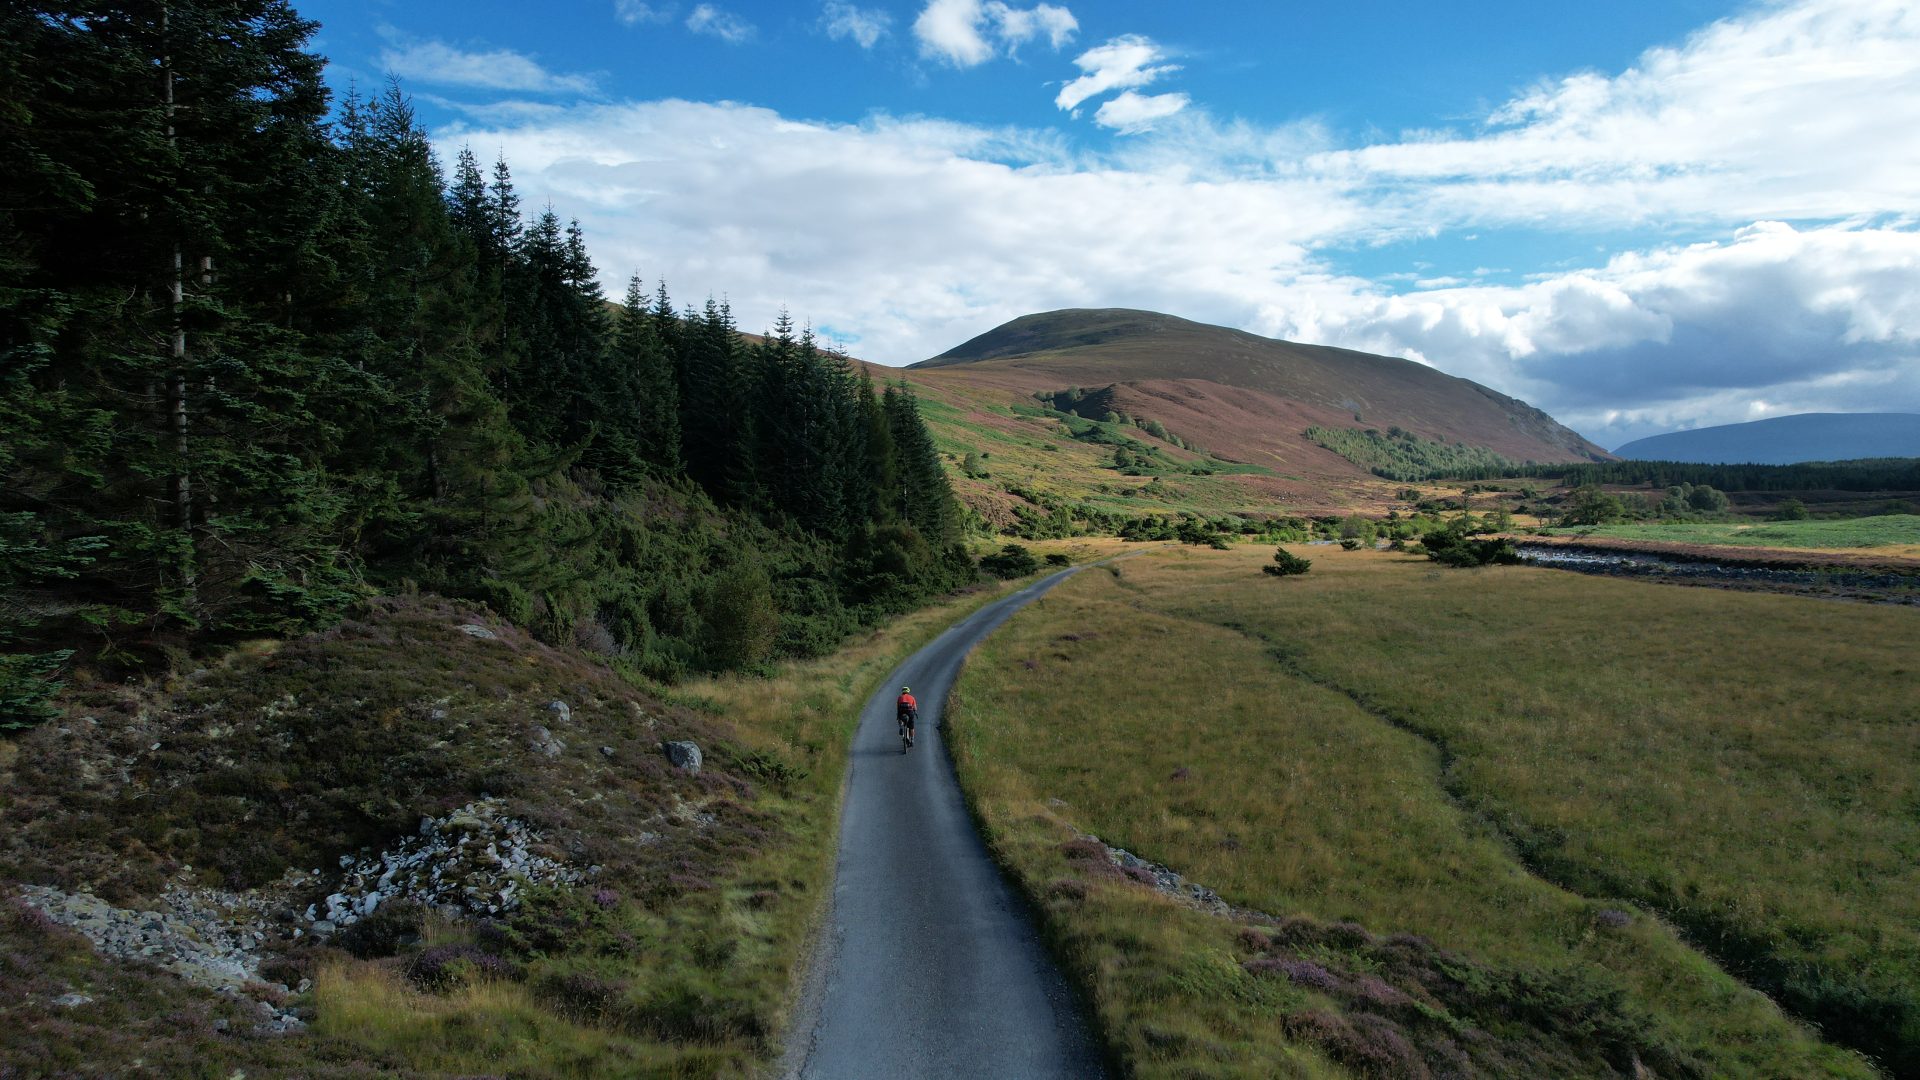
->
[[898, 711, 916, 729]]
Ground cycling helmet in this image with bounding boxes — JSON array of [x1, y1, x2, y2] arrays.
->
[[900, 685, 911, 693]]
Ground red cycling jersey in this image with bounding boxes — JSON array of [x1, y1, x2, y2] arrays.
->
[[897, 692, 918, 714]]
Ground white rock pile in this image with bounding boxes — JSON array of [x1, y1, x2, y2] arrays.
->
[[18, 882, 305, 1032], [307, 797, 581, 933], [1085, 834, 1231, 915]]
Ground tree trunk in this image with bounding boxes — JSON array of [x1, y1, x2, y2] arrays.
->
[[163, 5, 196, 601]]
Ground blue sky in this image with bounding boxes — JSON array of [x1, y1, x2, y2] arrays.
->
[[302, 0, 1920, 446]]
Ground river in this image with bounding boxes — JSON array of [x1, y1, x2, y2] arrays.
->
[[1512, 542, 1919, 604]]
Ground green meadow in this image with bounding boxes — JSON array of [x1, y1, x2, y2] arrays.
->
[[1542, 514, 1920, 552], [947, 546, 1916, 1077]]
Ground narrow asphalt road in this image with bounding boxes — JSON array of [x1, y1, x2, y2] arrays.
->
[[784, 567, 1109, 1080]]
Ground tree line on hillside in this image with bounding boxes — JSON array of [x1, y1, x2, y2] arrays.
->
[[1304, 425, 1525, 483], [1434, 457, 1920, 492], [0, 1, 967, 725]]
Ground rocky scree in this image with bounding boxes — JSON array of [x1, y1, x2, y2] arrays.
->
[[18, 880, 308, 1032], [309, 797, 586, 934]]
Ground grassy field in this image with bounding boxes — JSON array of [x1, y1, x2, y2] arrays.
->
[[946, 546, 1916, 1077], [1542, 514, 1920, 555]]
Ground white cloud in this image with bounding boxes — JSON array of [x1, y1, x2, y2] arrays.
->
[[435, 0, 1920, 441], [686, 3, 752, 43], [822, 2, 891, 49], [1056, 35, 1178, 111], [1304, 0, 1920, 233], [1271, 222, 1920, 442], [614, 1, 674, 26], [993, 2, 1076, 50], [439, 99, 1352, 362], [380, 39, 598, 95], [1093, 90, 1190, 132], [913, 0, 1077, 67]]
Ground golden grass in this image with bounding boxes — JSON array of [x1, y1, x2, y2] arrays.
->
[[304, 576, 1064, 1077], [948, 546, 1905, 1077], [312, 961, 730, 1078]]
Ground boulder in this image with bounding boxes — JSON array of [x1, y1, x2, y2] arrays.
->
[[546, 700, 571, 724], [664, 740, 702, 775], [528, 725, 565, 759], [455, 623, 496, 640]]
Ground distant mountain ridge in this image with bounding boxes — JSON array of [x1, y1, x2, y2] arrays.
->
[[1615, 413, 1920, 465]]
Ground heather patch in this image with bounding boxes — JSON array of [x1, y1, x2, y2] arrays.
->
[[1240, 915, 1706, 1078]]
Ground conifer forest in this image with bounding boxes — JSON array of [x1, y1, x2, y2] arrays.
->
[[1, 2, 971, 726]]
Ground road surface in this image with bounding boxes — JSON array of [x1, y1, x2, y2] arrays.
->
[[783, 567, 1109, 1079]]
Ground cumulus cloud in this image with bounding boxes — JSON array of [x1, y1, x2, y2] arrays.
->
[[439, 99, 1353, 362], [1270, 223, 1920, 442], [380, 39, 598, 95], [1307, 0, 1920, 232], [822, 2, 891, 48], [913, 0, 1077, 67], [434, 0, 1920, 442], [685, 4, 752, 42], [1093, 90, 1190, 132], [1055, 35, 1179, 112]]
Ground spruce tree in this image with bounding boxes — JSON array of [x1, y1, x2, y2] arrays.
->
[[615, 274, 681, 473]]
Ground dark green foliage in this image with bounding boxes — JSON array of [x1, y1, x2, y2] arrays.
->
[[1306, 426, 1521, 482], [1264, 548, 1311, 576], [0, 6, 972, 697], [980, 544, 1040, 579], [1440, 456, 1920, 492], [1558, 484, 1632, 526], [1045, 553, 1072, 567], [1420, 523, 1520, 567], [0, 651, 72, 730]]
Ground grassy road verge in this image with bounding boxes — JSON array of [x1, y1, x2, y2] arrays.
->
[[3, 553, 1130, 1078], [947, 545, 1909, 1077]]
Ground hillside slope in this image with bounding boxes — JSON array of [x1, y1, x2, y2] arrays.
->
[[1615, 412, 1920, 464], [899, 308, 1605, 522]]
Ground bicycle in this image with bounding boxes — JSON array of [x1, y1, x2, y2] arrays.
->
[[898, 709, 916, 753]]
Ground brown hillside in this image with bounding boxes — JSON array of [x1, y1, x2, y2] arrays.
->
[[913, 308, 1607, 465]]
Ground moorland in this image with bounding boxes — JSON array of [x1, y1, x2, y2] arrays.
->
[[948, 545, 1917, 1078]]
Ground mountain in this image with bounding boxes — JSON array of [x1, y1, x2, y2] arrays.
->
[[1614, 413, 1920, 465], [898, 308, 1606, 521]]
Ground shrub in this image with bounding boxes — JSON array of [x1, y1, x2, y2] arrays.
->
[[332, 900, 428, 958], [1420, 525, 1519, 568], [404, 943, 519, 991], [0, 650, 72, 730], [1263, 548, 1312, 576], [1044, 553, 1072, 567], [980, 544, 1040, 579], [1340, 538, 1362, 551], [699, 559, 780, 671]]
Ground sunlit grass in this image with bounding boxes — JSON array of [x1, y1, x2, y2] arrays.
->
[[949, 546, 1905, 1076], [1542, 514, 1920, 554], [296, 577, 1049, 1076]]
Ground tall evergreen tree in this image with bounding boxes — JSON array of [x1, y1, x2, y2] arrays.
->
[[615, 274, 681, 473], [679, 297, 754, 502], [1, 0, 357, 662]]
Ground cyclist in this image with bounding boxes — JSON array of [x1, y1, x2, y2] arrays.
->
[[896, 686, 918, 749]]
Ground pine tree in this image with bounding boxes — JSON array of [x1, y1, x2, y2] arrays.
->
[[2, 0, 358, 654], [615, 274, 681, 473], [679, 297, 755, 502], [883, 382, 961, 546]]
